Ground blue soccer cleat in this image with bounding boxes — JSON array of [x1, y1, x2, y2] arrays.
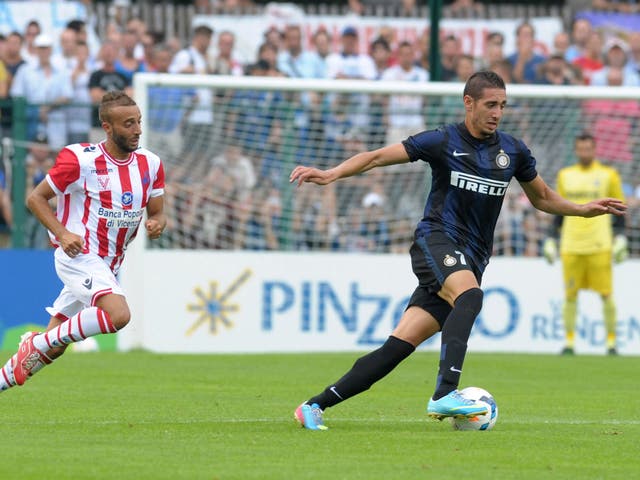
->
[[427, 390, 488, 420], [294, 402, 328, 430]]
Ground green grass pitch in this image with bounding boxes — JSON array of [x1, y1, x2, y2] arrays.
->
[[0, 351, 638, 480]]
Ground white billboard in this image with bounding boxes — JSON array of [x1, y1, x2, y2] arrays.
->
[[120, 252, 639, 356]]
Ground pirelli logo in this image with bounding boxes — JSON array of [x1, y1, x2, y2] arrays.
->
[[450, 171, 508, 196]]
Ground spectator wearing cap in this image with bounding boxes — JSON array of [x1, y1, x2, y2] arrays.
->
[[277, 24, 325, 79], [326, 26, 376, 132], [10, 33, 72, 149], [507, 22, 547, 84], [326, 26, 376, 80], [590, 37, 640, 86]]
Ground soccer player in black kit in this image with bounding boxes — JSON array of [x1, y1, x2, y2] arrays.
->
[[289, 71, 626, 430]]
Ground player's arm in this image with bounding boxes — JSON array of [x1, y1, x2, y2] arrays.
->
[[520, 175, 626, 217], [290, 143, 409, 186], [145, 195, 166, 239], [26, 180, 83, 255]]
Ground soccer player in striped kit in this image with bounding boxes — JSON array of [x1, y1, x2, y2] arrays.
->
[[0, 91, 166, 393], [290, 71, 627, 430]]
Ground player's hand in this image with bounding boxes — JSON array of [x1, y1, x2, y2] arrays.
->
[[145, 218, 164, 239], [543, 237, 557, 265], [613, 235, 628, 264], [59, 231, 85, 258], [581, 198, 627, 217], [289, 166, 333, 186]]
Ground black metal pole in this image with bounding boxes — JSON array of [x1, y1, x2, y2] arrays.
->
[[429, 0, 442, 82]]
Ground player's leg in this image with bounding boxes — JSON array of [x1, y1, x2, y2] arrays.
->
[[13, 294, 128, 385], [560, 254, 584, 354], [0, 315, 67, 392], [430, 269, 482, 400], [295, 305, 442, 430], [409, 234, 487, 417], [12, 251, 129, 385], [588, 252, 617, 354]]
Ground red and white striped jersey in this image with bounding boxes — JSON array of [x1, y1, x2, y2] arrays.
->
[[46, 142, 165, 273]]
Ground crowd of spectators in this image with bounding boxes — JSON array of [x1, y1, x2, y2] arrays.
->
[[0, 3, 639, 255]]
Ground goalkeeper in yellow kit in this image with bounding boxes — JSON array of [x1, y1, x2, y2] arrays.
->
[[543, 132, 627, 355]]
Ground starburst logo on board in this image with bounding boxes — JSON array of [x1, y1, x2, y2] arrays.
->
[[186, 269, 252, 336]]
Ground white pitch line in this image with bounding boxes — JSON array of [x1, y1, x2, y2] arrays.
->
[[3, 417, 640, 426]]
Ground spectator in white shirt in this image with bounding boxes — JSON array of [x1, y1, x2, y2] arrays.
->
[[169, 25, 215, 159], [381, 41, 429, 144], [326, 26, 376, 132], [10, 33, 72, 149], [211, 31, 244, 76], [591, 38, 640, 87], [51, 28, 79, 73]]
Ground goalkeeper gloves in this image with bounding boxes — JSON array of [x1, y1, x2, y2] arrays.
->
[[613, 235, 628, 264], [543, 238, 557, 265]]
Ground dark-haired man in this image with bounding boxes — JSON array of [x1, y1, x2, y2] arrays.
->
[[543, 132, 626, 355], [290, 71, 626, 430], [0, 92, 166, 393]]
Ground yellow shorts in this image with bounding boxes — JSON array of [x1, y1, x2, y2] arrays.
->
[[561, 251, 612, 299]]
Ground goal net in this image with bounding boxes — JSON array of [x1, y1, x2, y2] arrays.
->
[[134, 74, 640, 257]]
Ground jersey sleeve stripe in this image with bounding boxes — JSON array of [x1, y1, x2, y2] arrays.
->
[[136, 153, 150, 206]]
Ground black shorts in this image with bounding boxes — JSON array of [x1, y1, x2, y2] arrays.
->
[[406, 231, 483, 327]]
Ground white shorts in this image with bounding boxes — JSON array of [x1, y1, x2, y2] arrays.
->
[[45, 248, 125, 320]]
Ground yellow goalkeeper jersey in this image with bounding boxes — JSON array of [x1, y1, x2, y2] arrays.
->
[[556, 160, 624, 254]]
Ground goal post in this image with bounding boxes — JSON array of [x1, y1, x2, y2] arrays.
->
[[132, 73, 640, 255], [117, 73, 640, 352]]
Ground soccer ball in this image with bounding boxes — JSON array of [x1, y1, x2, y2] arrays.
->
[[449, 387, 498, 431]]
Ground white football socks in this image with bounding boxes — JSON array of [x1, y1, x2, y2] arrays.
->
[[33, 307, 116, 353], [0, 355, 16, 391]]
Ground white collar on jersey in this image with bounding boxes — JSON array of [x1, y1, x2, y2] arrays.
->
[[98, 142, 135, 166]]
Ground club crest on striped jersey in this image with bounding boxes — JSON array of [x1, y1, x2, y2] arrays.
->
[[142, 173, 150, 186], [443, 254, 457, 267], [97, 175, 110, 191], [122, 191, 133, 206], [495, 149, 510, 169]]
